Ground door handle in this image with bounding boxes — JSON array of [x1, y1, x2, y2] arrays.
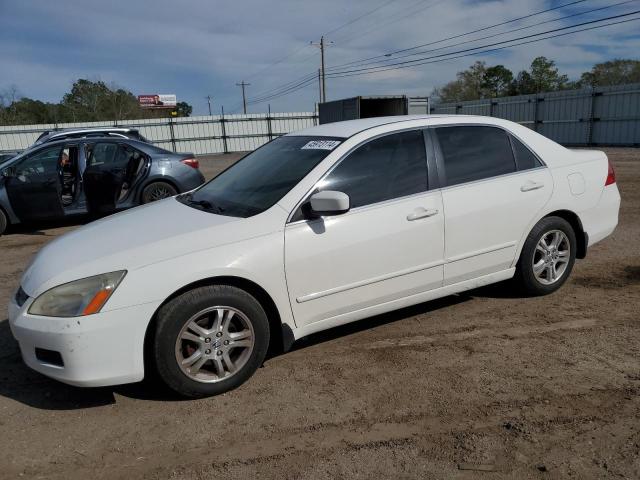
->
[[407, 207, 439, 221], [520, 181, 544, 192]]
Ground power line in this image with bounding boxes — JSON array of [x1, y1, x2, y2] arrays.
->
[[323, 0, 403, 36], [238, 0, 635, 108], [327, 0, 590, 71], [327, 0, 638, 72], [247, 76, 318, 106], [237, 0, 405, 103], [244, 72, 318, 105], [243, 44, 313, 82], [326, 14, 640, 79], [332, 0, 449, 45]]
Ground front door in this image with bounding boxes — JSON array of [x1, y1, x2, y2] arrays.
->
[[432, 126, 554, 285], [5, 144, 65, 221], [285, 129, 445, 328]]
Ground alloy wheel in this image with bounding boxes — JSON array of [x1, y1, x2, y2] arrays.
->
[[532, 229, 571, 285], [174, 306, 255, 383], [148, 184, 172, 201]]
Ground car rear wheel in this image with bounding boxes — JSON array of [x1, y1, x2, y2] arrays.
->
[[0, 209, 7, 236], [152, 285, 270, 398], [141, 181, 178, 204], [515, 216, 577, 296]]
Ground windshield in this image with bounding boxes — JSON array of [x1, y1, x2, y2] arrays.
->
[[178, 135, 342, 218]]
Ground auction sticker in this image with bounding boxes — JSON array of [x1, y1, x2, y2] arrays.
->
[[301, 140, 341, 150]]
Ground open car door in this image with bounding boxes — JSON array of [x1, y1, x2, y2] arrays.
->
[[4, 145, 65, 221], [83, 142, 145, 214]]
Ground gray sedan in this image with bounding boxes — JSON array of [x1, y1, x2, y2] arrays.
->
[[0, 136, 205, 234]]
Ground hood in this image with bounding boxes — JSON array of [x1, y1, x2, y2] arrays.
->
[[20, 198, 255, 296]]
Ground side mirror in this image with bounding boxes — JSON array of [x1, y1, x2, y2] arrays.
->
[[309, 190, 350, 217]]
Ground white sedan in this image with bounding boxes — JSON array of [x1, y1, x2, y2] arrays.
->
[[8, 115, 620, 397]]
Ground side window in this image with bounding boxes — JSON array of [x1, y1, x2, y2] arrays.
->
[[86, 142, 118, 167], [118, 144, 145, 177], [435, 126, 516, 186], [510, 135, 542, 171], [319, 130, 428, 209], [15, 145, 63, 177]]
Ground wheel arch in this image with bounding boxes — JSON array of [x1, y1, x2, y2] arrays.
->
[[143, 275, 288, 377], [138, 177, 180, 203], [543, 209, 587, 259]]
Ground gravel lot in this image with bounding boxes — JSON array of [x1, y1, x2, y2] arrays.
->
[[0, 148, 638, 479]]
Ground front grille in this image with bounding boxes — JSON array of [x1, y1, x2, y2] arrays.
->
[[15, 286, 29, 307]]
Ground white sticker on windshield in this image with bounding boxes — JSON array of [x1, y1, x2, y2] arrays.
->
[[301, 140, 341, 150]]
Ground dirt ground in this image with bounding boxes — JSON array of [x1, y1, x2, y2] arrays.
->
[[0, 149, 638, 480]]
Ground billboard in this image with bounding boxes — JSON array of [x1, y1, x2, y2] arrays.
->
[[138, 94, 177, 109]]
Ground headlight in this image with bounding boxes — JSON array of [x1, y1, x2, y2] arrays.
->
[[29, 271, 127, 317]]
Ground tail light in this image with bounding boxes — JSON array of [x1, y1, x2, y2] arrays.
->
[[605, 159, 616, 186], [181, 158, 199, 169]]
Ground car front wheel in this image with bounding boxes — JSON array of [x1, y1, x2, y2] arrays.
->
[[515, 216, 577, 296], [152, 285, 270, 398]]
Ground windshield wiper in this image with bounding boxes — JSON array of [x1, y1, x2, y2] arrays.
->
[[182, 193, 224, 214]]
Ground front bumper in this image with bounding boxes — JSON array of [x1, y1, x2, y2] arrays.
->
[[8, 295, 159, 387]]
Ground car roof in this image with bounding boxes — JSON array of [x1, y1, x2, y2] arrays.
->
[[35, 127, 141, 144], [286, 114, 512, 138]]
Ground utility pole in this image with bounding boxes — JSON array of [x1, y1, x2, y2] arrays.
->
[[236, 81, 250, 114], [205, 95, 212, 115], [320, 36, 326, 103], [318, 68, 322, 103], [311, 36, 332, 103]]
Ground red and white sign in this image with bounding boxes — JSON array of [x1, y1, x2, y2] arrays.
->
[[138, 94, 177, 109]]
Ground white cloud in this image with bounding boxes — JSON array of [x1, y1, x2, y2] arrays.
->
[[0, 0, 638, 114]]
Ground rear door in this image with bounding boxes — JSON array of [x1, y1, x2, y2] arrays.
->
[[432, 125, 553, 285], [83, 142, 120, 214], [4, 144, 65, 221], [84, 142, 148, 213]]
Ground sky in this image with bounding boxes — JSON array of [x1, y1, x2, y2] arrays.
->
[[0, 0, 639, 115]]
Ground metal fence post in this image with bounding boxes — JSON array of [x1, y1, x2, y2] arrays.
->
[[220, 106, 229, 154], [533, 95, 541, 133], [168, 117, 176, 152], [267, 104, 273, 141], [586, 88, 601, 146]]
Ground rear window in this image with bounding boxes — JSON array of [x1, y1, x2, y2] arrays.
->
[[435, 126, 517, 186], [510, 135, 542, 170]]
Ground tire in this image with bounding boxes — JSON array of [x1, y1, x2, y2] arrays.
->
[[0, 209, 7, 236], [515, 216, 577, 296], [141, 181, 178, 204], [152, 285, 270, 398]]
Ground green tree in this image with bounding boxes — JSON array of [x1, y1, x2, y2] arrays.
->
[[509, 70, 537, 95], [61, 79, 143, 122], [175, 101, 192, 117], [482, 65, 513, 97], [529, 56, 568, 93], [579, 59, 640, 87], [433, 61, 488, 102]]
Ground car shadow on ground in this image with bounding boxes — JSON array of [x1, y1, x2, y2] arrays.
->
[[0, 281, 522, 410]]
